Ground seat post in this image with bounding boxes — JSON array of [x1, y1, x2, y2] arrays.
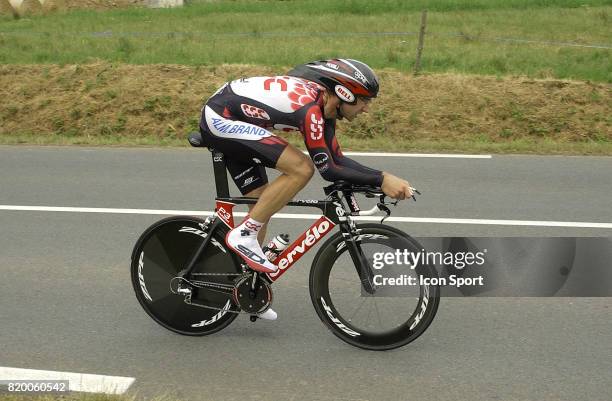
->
[[211, 149, 230, 198]]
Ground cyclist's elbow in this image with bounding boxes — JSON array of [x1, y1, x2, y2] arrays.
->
[[318, 167, 341, 183]]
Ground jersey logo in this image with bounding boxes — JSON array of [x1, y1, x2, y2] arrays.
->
[[309, 113, 324, 141], [210, 118, 269, 137], [263, 78, 288, 92], [241, 104, 271, 120], [313, 152, 329, 173]]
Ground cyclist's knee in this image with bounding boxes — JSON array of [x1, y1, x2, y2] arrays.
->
[[292, 156, 315, 183], [277, 147, 314, 183]]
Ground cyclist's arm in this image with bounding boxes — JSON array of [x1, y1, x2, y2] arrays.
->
[[324, 122, 383, 176], [302, 105, 383, 186]]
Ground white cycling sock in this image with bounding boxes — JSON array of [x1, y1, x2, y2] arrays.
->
[[238, 217, 264, 238]]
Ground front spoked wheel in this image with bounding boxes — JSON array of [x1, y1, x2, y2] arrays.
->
[[310, 223, 440, 350], [130, 216, 242, 336]]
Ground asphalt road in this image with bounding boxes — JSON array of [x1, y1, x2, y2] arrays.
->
[[1, 146, 611, 401]]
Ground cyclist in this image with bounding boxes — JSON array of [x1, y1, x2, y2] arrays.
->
[[199, 58, 413, 291]]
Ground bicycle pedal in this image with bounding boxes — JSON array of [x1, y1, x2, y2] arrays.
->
[[249, 315, 258, 322]]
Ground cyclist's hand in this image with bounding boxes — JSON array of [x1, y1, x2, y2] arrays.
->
[[381, 172, 413, 200]]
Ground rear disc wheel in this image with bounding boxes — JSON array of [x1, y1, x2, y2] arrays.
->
[[131, 216, 242, 336]]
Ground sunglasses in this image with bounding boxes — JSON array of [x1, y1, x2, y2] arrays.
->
[[357, 96, 372, 104]]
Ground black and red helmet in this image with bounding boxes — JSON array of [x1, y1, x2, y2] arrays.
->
[[287, 58, 379, 104]]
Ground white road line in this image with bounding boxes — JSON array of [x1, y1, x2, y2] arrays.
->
[[342, 152, 492, 159], [1, 205, 612, 229], [301, 150, 491, 158], [0, 367, 134, 394]]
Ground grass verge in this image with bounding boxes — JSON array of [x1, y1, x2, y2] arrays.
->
[[0, 2, 610, 82], [1, 63, 610, 154]]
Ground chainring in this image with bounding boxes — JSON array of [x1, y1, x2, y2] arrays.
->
[[232, 275, 273, 314]]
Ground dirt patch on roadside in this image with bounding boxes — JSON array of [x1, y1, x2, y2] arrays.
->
[[61, 0, 144, 11], [0, 0, 18, 16], [0, 62, 610, 147]]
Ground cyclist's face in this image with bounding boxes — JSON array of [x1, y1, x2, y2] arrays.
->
[[340, 97, 371, 121]]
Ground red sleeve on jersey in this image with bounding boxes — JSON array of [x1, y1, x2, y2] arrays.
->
[[303, 105, 326, 148]]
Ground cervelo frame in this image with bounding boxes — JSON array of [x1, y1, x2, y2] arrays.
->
[[179, 142, 380, 284]]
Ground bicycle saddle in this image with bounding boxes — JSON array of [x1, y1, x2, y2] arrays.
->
[[188, 131, 206, 147]]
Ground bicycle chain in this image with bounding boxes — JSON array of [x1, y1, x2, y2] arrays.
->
[[184, 296, 243, 314], [190, 272, 245, 276], [180, 272, 268, 315]]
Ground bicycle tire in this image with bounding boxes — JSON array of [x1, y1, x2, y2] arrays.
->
[[131, 216, 241, 336], [309, 223, 440, 350]]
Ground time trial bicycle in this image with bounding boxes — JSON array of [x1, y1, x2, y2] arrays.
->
[[130, 132, 440, 350]]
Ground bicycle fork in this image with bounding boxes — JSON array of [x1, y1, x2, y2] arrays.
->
[[339, 221, 377, 295]]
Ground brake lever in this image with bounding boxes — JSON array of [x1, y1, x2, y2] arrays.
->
[[379, 194, 398, 206], [377, 203, 392, 223], [377, 188, 421, 223]]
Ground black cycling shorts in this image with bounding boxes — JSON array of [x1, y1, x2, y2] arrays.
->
[[200, 105, 289, 195]]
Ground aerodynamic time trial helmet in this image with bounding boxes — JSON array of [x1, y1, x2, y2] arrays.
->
[[287, 58, 379, 104]]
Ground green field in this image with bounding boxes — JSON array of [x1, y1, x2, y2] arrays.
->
[[0, 0, 610, 82]]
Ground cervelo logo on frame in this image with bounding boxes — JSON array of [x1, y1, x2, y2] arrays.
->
[[334, 85, 355, 103], [241, 104, 271, 120], [269, 217, 334, 277], [310, 113, 324, 141]]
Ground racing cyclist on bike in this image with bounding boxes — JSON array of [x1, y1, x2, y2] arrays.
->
[[198, 59, 413, 318]]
